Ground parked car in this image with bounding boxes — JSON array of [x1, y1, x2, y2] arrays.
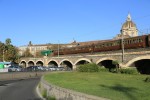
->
[[42, 66, 49, 71], [8, 66, 22, 72], [26, 66, 41, 72], [57, 67, 65, 71], [48, 66, 57, 71]]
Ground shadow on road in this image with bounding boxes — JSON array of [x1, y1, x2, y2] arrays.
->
[[0, 79, 25, 86]]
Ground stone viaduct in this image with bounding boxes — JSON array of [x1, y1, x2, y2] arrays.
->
[[20, 48, 150, 71]]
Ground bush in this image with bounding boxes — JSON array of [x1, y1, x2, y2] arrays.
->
[[98, 67, 109, 72], [144, 76, 150, 82], [42, 89, 47, 98], [77, 63, 99, 72], [119, 68, 139, 75], [47, 96, 56, 100]]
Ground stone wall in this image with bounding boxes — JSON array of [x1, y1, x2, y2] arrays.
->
[[39, 76, 109, 100], [0, 72, 44, 81]]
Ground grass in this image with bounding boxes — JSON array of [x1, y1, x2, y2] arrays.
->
[[44, 72, 150, 100]]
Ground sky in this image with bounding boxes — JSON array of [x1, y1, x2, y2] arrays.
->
[[0, 0, 150, 47]]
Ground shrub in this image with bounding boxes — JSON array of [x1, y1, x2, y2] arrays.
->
[[119, 68, 139, 75], [112, 60, 119, 65], [77, 63, 99, 72], [47, 96, 56, 100], [98, 67, 109, 72], [42, 89, 47, 98], [109, 68, 118, 73], [144, 76, 150, 82]]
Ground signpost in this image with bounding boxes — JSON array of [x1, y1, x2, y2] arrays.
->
[[41, 50, 53, 56]]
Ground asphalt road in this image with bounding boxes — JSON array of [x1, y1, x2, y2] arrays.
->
[[0, 78, 42, 100]]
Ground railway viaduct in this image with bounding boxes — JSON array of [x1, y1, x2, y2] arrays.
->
[[20, 48, 150, 73]]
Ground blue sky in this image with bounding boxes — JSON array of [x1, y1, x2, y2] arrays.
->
[[0, 0, 150, 46]]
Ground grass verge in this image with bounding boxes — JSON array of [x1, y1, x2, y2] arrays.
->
[[44, 72, 150, 100]]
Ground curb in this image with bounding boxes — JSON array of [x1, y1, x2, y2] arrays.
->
[[36, 83, 45, 100]]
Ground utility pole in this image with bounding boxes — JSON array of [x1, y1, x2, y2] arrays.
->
[[3, 49, 5, 62], [121, 33, 124, 63], [58, 41, 59, 58]]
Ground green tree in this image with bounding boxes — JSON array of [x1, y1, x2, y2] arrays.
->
[[4, 45, 19, 62], [0, 39, 19, 62], [0, 42, 5, 61], [112, 60, 120, 72], [5, 38, 11, 45], [28, 41, 32, 46]]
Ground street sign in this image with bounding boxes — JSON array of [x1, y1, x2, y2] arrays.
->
[[41, 50, 53, 56]]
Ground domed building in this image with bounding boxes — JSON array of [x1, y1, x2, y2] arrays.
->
[[115, 13, 138, 39]]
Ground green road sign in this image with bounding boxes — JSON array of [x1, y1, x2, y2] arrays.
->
[[41, 50, 53, 56], [0, 64, 4, 69]]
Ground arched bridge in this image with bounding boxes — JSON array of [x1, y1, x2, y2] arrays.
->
[[20, 48, 150, 73]]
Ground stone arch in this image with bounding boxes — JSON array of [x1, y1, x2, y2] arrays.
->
[[96, 57, 117, 64], [60, 59, 73, 70], [125, 56, 150, 67], [36, 60, 44, 66], [96, 57, 118, 70], [74, 58, 91, 65], [20, 60, 27, 68], [125, 56, 150, 74], [48, 59, 59, 67], [28, 60, 35, 67]]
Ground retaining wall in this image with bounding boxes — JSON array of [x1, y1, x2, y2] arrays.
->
[[39, 76, 109, 100], [0, 72, 45, 81]]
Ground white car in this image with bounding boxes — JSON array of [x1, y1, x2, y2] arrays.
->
[[8, 66, 22, 72], [48, 66, 57, 71]]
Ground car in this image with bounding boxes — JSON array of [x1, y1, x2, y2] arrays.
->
[[48, 66, 57, 71], [57, 67, 65, 71], [8, 66, 22, 72], [26, 66, 41, 72], [42, 66, 49, 71]]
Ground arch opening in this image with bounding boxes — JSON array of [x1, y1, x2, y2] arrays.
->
[[28, 61, 34, 67], [130, 59, 150, 74], [97, 60, 116, 70], [60, 61, 73, 71], [20, 61, 26, 68], [76, 60, 90, 66], [36, 61, 43, 66], [48, 61, 58, 67]]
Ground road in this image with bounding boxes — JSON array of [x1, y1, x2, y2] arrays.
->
[[0, 78, 42, 100]]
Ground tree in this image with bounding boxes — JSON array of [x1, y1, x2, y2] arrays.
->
[[28, 41, 32, 46], [112, 60, 120, 72], [0, 42, 5, 61], [0, 38, 19, 62], [5, 38, 11, 45], [4, 45, 19, 62]]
